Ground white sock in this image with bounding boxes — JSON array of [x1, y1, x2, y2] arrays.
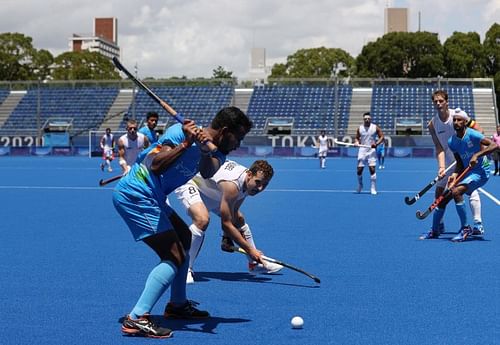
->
[[239, 224, 256, 263], [188, 224, 205, 269], [469, 190, 482, 224], [370, 173, 376, 188]]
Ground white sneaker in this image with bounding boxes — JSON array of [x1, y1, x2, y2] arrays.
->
[[370, 182, 377, 195], [186, 268, 194, 284], [248, 261, 283, 274], [108, 167, 113, 172]]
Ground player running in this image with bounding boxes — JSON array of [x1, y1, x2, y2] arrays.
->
[[175, 159, 283, 284], [100, 128, 115, 172]]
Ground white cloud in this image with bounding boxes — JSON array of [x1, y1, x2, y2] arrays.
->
[[0, 0, 498, 79]]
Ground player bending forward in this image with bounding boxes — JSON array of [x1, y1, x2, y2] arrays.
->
[[175, 159, 283, 284]]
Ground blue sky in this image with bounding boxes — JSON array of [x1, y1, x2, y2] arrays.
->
[[1, 0, 498, 79]]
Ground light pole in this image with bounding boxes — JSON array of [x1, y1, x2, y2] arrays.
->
[[332, 62, 346, 141], [132, 62, 138, 120]]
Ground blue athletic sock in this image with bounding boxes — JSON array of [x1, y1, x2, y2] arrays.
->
[[455, 201, 468, 228], [130, 261, 177, 319], [432, 208, 445, 232], [170, 254, 189, 305]]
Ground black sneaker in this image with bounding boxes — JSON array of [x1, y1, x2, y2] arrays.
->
[[121, 314, 173, 338], [164, 300, 210, 319], [220, 236, 235, 252]]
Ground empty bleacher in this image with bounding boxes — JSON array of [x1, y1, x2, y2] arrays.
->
[[246, 85, 352, 135], [1, 86, 118, 134]]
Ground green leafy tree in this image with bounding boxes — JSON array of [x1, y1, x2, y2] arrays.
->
[[51, 51, 120, 80], [269, 47, 354, 78], [443, 31, 485, 77], [356, 31, 444, 78], [31, 49, 54, 81], [0, 32, 37, 80], [212, 66, 233, 79]]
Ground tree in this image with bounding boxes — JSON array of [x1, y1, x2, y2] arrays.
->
[[212, 66, 233, 79], [51, 51, 120, 80], [269, 47, 354, 78], [356, 32, 444, 78], [443, 31, 485, 77], [0, 32, 37, 80]]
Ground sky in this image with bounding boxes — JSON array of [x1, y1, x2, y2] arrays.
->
[[1, 0, 499, 80]]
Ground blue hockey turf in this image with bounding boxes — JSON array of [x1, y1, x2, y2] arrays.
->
[[0, 156, 499, 344]]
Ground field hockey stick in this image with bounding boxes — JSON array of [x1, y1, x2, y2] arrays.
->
[[98, 174, 122, 186], [404, 161, 457, 205], [113, 57, 184, 123], [334, 139, 371, 149], [415, 165, 471, 220], [230, 246, 321, 283], [113, 57, 217, 151]]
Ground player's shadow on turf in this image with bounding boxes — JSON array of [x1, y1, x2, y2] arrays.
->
[[437, 233, 489, 242], [194, 271, 274, 283], [118, 315, 250, 334]]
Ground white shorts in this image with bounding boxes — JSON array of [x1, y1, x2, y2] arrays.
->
[[175, 181, 220, 215], [357, 148, 376, 167], [318, 146, 328, 158]]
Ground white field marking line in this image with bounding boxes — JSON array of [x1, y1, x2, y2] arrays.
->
[[0, 186, 104, 190], [478, 187, 500, 206]]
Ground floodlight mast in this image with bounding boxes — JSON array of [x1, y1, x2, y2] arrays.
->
[[332, 62, 347, 140]]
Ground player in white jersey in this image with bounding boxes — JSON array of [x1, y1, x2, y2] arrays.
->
[[317, 130, 330, 169], [354, 112, 384, 195], [117, 120, 150, 174], [175, 160, 282, 283], [100, 127, 115, 172], [421, 90, 484, 239]]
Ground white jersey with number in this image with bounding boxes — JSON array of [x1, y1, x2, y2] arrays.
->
[[430, 110, 456, 167], [119, 133, 146, 166], [357, 123, 377, 162], [175, 160, 248, 213], [318, 135, 328, 156]]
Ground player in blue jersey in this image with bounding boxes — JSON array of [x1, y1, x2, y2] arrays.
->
[[138, 111, 159, 144], [422, 110, 497, 242], [113, 106, 253, 338]]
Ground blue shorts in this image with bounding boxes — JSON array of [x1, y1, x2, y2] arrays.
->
[[113, 189, 174, 241], [460, 171, 488, 195]]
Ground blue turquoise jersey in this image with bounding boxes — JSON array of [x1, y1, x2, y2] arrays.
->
[[113, 123, 225, 240], [138, 126, 157, 144], [448, 128, 490, 177]]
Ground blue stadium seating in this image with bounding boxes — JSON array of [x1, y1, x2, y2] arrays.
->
[[1, 86, 118, 132], [370, 83, 474, 134], [124, 86, 234, 129], [247, 85, 352, 134]]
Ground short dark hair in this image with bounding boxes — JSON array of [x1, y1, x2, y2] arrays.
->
[[146, 111, 159, 120], [211, 106, 253, 134], [432, 90, 448, 101], [363, 112, 371, 116], [249, 160, 274, 180]]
